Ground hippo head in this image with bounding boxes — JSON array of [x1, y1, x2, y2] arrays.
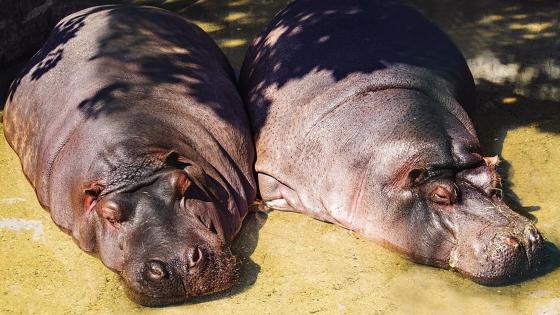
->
[[75, 152, 238, 306], [384, 155, 544, 285]]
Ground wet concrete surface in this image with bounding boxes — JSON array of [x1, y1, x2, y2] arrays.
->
[[1, 0, 559, 314]]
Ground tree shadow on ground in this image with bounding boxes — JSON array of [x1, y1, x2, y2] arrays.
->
[[468, 79, 560, 219]]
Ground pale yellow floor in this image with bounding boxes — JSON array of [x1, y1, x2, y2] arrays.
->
[[1, 1, 560, 314]]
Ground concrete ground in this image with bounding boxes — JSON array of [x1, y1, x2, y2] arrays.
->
[[1, 0, 559, 314]]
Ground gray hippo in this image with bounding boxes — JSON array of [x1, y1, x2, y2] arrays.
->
[[239, 0, 544, 284], [3, 5, 256, 306]]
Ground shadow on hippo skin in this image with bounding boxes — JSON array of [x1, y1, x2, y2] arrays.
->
[[7, 7, 95, 104], [0, 0, 290, 107], [239, 0, 478, 135], [189, 211, 268, 304], [5, 5, 251, 139]]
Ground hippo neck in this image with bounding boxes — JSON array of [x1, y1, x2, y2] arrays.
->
[[290, 66, 474, 153], [309, 65, 477, 137]]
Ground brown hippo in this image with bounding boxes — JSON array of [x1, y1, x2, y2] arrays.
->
[[239, 0, 544, 284], [3, 5, 256, 306]]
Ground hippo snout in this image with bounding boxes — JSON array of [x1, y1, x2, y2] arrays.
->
[[143, 247, 205, 283], [123, 245, 239, 306], [452, 224, 544, 285]]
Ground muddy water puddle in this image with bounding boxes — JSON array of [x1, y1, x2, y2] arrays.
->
[[1, 0, 559, 314]]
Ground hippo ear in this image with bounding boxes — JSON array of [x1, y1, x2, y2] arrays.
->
[[176, 156, 216, 201], [182, 162, 215, 200], [83, 182, 103, 208], [162, 150, 181, 166], [161, 151, 206, 181], [159, 150, 216, 200], [483, 155, 500, 168]]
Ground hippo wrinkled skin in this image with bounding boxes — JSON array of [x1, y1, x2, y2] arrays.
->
[[239, 0, 544, 284], [3, 6, 256, 306]]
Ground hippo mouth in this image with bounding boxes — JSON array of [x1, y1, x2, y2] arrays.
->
[[124, 288, 187, 307], [448, 225, 545, 285]]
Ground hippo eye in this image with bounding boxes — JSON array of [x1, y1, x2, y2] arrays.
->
[[430, 186, 456, 205], [97, 200, 123, 225]]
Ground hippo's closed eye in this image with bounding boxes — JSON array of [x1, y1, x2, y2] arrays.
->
[[97, 200, 123, 226], [429, 185, 457, 205]]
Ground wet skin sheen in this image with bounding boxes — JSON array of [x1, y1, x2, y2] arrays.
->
[[239, 0, 544, 284], [3, 6, 256, 306]]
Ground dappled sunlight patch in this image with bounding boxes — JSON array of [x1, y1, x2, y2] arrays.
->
[[0, 197, 25, 205], [468, 50, 560, 101], [510, 21, 555, 33], [220, 38, 247, 48], [501, 97, 518, 105], [265, 25, 289, 47], [191, 21, 224, 33], [227, 0, 250, 7], [224, 12, 249, 22], [468, 50, 520, 84], [478, 14, 504, 24]]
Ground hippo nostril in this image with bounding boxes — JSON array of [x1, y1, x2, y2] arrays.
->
[[145, 260, 167, 281], [523, 225, 544, 262], [524, 225, 540, 244], [504, 236, 520, 248], [188, 246, 204, 268]]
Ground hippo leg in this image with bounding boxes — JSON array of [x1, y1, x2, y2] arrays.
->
[[258, 173, 297, 211], [259, 173, 339, 223]]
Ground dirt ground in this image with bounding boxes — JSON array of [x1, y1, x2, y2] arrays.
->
[[1, 0, 559, 314]]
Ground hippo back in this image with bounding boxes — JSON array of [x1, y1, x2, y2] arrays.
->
[[4, 6, 255, 233], [239, 0, 477, 224]]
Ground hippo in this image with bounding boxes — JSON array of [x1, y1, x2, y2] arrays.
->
[[3, 5, 256, 306], [239, 0, 544, 284]]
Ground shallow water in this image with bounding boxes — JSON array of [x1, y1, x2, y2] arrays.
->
[[1, 0, 559, 314]]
